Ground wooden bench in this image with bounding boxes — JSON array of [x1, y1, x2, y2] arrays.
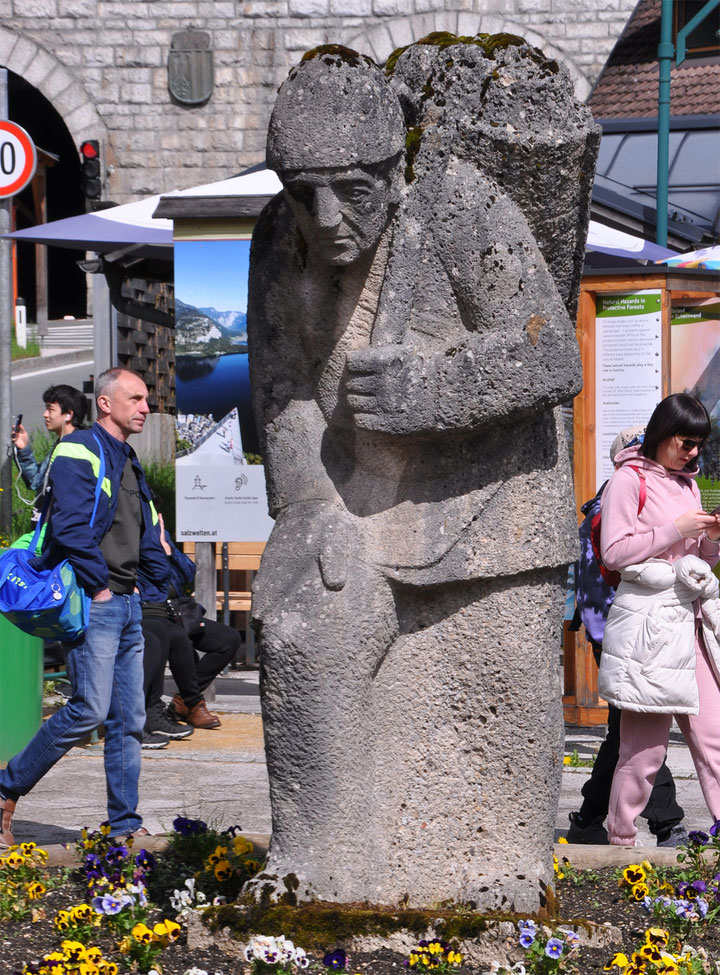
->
[[183, 541, 265, 613]]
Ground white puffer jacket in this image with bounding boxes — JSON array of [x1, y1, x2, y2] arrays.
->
[[598, 554, 720, 714]]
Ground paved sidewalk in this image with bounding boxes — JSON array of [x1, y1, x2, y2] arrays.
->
[[3, 673, 713, 862], [4, 671, 269, 850]]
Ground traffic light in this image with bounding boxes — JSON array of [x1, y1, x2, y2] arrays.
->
[[79, 140, 101, 202]]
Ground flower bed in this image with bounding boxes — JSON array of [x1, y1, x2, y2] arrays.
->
[[2, 816, 720, 974]]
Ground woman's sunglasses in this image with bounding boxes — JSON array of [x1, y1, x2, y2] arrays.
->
[[676, 435, 706, 453]]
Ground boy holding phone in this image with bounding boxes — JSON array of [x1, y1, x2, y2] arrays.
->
[[12, 385, 88, 499]]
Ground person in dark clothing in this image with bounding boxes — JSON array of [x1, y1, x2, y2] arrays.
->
[[137, 514, 240, 732], [140, 624, 194, 748], [567, 425, 687, 847]]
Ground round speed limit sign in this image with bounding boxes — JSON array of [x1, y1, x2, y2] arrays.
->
[[0, 120, 37, 198]]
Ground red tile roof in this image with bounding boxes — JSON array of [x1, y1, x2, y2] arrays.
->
[[588, 0, 720, 118]]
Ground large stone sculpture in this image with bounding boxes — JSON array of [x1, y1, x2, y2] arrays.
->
[[247, 35, 599, 912]]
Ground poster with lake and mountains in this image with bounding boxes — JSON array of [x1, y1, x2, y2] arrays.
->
[[174, 238, 259, 454]]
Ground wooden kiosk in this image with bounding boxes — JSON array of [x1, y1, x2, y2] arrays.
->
[[564, 266, 720, 726]]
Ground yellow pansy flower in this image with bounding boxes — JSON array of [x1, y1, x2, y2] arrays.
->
[[61, 940, 86, 962], [153, 918, 181, 941], [131, 922, 154, 945], [26, 881, 46, 900], [214, 859, 233, 881], [232, 835, 254, 856], [70, 903, 94, 922], [622, 864, 646, 885], [53, 910, 71, 931], [639, 943, 662, 962], [604, 951, 629, 969], [207, 844, 229, 865]]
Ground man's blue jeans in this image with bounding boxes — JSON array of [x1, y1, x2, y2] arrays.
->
[[0, 593, 145, 835]]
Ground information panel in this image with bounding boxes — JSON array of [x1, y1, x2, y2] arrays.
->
[[175, 408, 274, 542], [595, 290, 662, 488], [671, 297, 720, 511]]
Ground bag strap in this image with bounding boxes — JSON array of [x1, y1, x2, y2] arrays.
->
[[28, 493, 51, 555], [89, 433, 106, 528], [28, 432, 107, 555], [627, 465, 647, 515]]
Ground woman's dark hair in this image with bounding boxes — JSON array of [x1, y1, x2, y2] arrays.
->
[[43, 384, 89, 428], [640, 393, 711, 467]]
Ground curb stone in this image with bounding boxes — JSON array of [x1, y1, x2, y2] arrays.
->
[[11, 348, 93, 376]]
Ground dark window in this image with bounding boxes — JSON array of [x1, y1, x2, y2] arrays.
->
[[675, 1, 720, 57]]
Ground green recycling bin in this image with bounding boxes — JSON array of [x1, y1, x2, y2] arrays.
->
[[0, 615, 43, 764]]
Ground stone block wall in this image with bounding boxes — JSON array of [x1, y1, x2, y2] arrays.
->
[[2, 0, 636, 202]]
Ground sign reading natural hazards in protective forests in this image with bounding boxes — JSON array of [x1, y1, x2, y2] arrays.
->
[[671, 298, 720, 512], [595, 290, 662, 488]]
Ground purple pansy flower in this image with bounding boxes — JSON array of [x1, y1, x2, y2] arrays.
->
[[91, 892, 126, 915], [545, 938, 563, 959], [323, 950, 347, 970]]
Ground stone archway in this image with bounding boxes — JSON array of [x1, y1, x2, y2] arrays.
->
[[342, 10, 592, 101], [0, 28, 105, 319], [0, 26, 106, 146]]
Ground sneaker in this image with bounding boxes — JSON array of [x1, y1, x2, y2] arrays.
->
[[656, 825, 689, 848], [0, 795, 17, 849], [146, 702, 194, 739], [141, 729, 169, 750], [566, 811, 609, 845]]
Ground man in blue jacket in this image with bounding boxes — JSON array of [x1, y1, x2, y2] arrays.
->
[[0, 368, 168, 846]]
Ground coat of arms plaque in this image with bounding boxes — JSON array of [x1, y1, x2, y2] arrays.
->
[[168, 29, 214, 105]]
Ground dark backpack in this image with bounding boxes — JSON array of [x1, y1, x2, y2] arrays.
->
[[589, 465, 646, 589], [572, 485, 613, 647]]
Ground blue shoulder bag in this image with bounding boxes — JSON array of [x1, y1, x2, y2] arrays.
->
[[0, 434, 106, 642]]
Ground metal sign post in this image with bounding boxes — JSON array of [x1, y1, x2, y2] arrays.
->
[[0, 93, 38, 536], [0, 72, 12, 536]]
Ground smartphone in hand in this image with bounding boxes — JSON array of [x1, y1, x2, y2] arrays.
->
[[12, 413, 22, 435], [710, 504, 720, 516]]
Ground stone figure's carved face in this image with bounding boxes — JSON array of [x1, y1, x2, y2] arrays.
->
[[281, 164, 396, 266]]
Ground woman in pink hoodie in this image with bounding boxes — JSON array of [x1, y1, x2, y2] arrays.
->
[[600, 393, 720, 846]]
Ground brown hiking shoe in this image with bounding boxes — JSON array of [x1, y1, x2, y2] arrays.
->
[[0, 797, 17, 848], [169, 694, 221, 729], [169, 693, 189, 719], [186, 699, 222, 729]]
